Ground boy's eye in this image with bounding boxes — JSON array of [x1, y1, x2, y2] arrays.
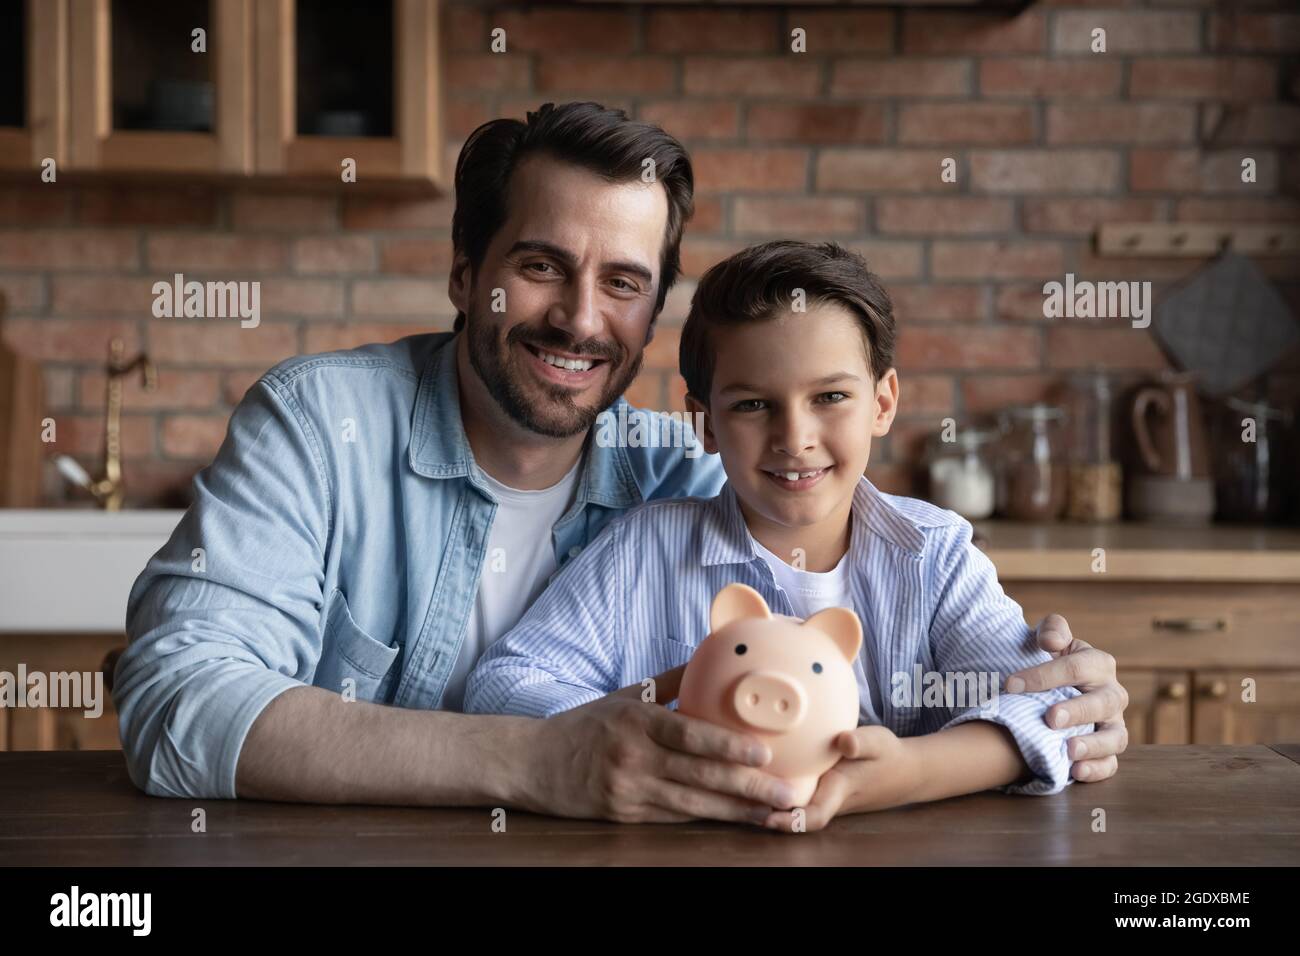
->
[[731, 399, 766, 412], [817, 391, 849, 404]]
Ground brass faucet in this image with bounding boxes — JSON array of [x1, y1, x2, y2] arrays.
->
[[56, 337, 157, 510]]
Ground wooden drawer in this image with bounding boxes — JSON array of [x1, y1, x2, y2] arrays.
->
[[1003, 581, 1300, 669]]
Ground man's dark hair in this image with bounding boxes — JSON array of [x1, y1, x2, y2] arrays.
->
[[450, 101, 695, 333], [679, 240, 895, 403]]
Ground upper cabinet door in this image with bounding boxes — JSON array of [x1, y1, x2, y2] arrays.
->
[[0, 0, 69, 171], [67, 0, 253, 173], [254, 0, 442, 188]]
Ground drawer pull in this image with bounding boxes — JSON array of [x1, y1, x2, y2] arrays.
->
[[1153, 616, 1227, 633], [1201, 680, 1228, 699], [1160, 682, 1188, 700]]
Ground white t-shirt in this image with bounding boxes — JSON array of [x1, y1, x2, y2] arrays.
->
[[440, 456, 582, 711], [749, 532, 882, 723]]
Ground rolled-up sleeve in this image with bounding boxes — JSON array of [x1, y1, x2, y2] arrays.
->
[[464, 520, 628, 718], [925, 520, 1092, 796], [114, 376, 330, 799]]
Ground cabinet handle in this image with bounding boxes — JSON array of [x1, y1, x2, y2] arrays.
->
[[1160, 682, 1188, 700], [1153, 616, 1227, 633], [1201, 680, 1227, 699]]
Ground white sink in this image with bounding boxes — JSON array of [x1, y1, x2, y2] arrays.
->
[[0, 510, 185, 633]]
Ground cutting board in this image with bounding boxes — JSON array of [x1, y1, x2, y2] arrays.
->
[[0, 298, 46, 507]]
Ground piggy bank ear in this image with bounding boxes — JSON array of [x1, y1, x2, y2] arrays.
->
[[710, 583, 772, 632], [803, 606, 863, 661]]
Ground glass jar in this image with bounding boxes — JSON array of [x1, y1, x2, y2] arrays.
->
[[996, 404, 1068, 521], [925, 428, 999, 520], [1213, 397, 1293, 523], [1064, 369, 1122, 523]]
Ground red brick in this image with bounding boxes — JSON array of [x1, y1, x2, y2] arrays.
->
[[1046, 104, 1197, 145], [0, 229, 138, 270], [0, 275, 46, 312], [693, 148, 809, 193], [1174, 198, 1300, 222], [971, 150, 1122, 193], [818, 150, 958, 193], [442, 4, 486, 53], [898, 374, 956, 415], [962, 375, 1059, 415], [1209, 105, 1300, 145], [1211, 13, 1300, 53], [43, 367, 76, 410], [863, 463, 916, 497], [230, 193, 337, 231], [161, 415, 229, 460], [146, 234, 290, 272], [876, 198, 1014, 236], [846, 241, 924, 280], [146, 322, 299, 367], [351, 279, 444, 317], [445, 98, 494, 139], [646, 9, 780, 53], [293, 236, 376, 274], [733, 197, 862, 237], [494, 9, 636, 53], [680, 238, 750, 278], [642, 325, 679, 371], [1045, 326, 1170, 371], [897, 327, 1041, 371], [1052, 11, 1201, 53], [78, 186, 218, 226], [979, 58, 1121, 98], [1022, 198, 1164, 235], [52, 276, 154, 314], [746, 103, 887, 145], [537, 57, 675, 95], [640, 101, 740, 142], [1130, 150, 1276, 193], [43, 414, 154, 459], [683, 58, 820, 97], [78, 369, 221, 411], [902, 10, 1046, 54], [0, 187, 72, 226], [2, 318, 140, 362], [221, 369, 266, 406], [379, 238, 454, 275], [1129, 58, 1277, 100], [890, 285, 985, 323], [899, 104, 1035, 146], [341, 196, 455, 231], [788, 10, 893, 53], [118, 460, 200, 506], [996, 284, 1055, 323], [932, 241, 1066, 280], [830, 60, 970, 98], [259, 279, 345, 319], [624, 370, 666, 411], [303, 322, 450, 354], [443, 54, 530, 93]]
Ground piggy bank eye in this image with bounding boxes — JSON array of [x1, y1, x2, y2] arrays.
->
[[734, 644, 748, 655], [812, 662, 823, 674]]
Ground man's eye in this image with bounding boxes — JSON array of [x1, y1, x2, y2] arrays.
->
[[609, 277, 638, 292], [525, 262, 558, 276]]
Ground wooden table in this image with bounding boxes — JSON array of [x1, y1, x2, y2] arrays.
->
[[1, 746, 1297, 866]]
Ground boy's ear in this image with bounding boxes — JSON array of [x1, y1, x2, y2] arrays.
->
[[872, 368, 900, 438], [710, 583, 771, 633], [803, 606, 863, 661], [684, 393, 719, 454]]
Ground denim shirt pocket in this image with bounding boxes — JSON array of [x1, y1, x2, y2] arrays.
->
[[315, 588, 400, 702]]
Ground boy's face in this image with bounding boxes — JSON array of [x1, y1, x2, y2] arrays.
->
[[686, 302, 899, 534]]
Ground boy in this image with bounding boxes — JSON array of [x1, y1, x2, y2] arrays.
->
[[465, 240, 1091, 830]]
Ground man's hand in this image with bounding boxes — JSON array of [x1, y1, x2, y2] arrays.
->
[[1006, 614, 1130, 782], [519, 665, 800, 825], [762, 726, 924, 833]]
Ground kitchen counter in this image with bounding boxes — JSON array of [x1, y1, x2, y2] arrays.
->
[[1, 746, 1296, 865]]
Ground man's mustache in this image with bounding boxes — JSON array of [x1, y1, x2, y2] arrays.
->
[[507, 327, 626, 364]]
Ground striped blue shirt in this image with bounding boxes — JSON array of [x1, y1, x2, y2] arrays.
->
[[465, 476, 1091, 795]]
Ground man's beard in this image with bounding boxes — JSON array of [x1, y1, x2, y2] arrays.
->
[[465, 309, 645, 439]]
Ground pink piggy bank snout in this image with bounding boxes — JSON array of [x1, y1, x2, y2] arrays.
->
[[732, 670, 808, 732]]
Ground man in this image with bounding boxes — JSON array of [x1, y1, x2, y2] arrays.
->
[[116, 102, 1128, 826]]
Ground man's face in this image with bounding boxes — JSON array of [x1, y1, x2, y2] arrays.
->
[[688, 303, 898, 534], [450, 154, 669, 438]]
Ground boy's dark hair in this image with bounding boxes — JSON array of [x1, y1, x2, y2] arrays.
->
[[450, 101, 695, 333], [679, 240, 895, 402]]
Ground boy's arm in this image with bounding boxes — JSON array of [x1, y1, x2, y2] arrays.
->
[[463, 519, 630, 717], [908, 721, 1032, 803], [924, 520, 1093, 796]]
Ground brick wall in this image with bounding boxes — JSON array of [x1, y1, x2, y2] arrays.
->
[[1, 0, 1297, 506]]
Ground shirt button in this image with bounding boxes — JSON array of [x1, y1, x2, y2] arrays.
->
[[568, 546, 582, 559]]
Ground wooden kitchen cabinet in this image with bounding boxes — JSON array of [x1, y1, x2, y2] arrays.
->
[[0, 633, 124, 752], [977, 521, 1300, 747], [0, 0, 69, 170]]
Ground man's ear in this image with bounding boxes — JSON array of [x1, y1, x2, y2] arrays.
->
[[448, 253, 473, 314], [710, 583, 771, 633], [684, 393, 719, 455], [872, 368, 900, 438]]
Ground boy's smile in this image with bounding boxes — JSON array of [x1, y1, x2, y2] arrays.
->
[[687, 302, 898, 571]]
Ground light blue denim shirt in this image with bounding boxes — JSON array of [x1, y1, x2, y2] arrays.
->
[[115, 332, 725, 798], [465, 479, 1092, 795]]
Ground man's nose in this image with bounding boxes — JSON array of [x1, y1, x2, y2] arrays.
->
[[547, 274, 603, 344]]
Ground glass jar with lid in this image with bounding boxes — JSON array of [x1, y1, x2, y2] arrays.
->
[[1064, 369, 1122, 522], [925, 428, 999, 520], [996, 404, 1069, 521]]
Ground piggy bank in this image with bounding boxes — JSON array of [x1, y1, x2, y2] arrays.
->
[[678, 582, 863, 806]]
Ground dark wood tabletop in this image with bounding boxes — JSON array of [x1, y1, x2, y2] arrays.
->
[[1, 745, 1297, 866]]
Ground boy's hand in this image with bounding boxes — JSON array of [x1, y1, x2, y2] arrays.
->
[[761, 726, 925, 833], [526, 665, 800, 825], [1006, 614, 1130, 783]]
